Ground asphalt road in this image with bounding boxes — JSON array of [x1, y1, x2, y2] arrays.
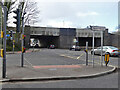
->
[[6, 49, 85, 67], [2, 48, 118, 88], [6, 48, 119, 67], [2, 71, 118, 88]]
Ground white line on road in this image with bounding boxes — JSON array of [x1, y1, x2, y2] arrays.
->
[[24, 58, 33, 67], [50, 51, 118, 68], [60, 54, 77, 59], [77, 53, 84, 59]]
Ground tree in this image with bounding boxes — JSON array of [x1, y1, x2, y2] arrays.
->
[[2, 0, 40, 26], [1, 0, 40, 51], [20, 1, 40, 25]]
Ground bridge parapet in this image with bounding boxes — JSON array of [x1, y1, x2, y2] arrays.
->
[[30, 27, 59, 36], [76, 29, 101, 37]]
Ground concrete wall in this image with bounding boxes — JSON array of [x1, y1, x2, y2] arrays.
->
[[59, 28, 76, 49], [103, 29, 120, 48], [24, 26, 31, 48], [21, 26, 120, 49]]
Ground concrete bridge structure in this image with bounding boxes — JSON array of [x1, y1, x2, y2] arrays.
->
[[24, 26, 108, 49]]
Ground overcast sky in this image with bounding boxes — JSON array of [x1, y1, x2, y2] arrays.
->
[[30, 0, 118, 33]]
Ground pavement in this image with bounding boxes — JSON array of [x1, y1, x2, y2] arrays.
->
[[0, 49, 117, 82]]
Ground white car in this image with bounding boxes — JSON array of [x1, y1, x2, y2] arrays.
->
[[70, 45, 81, 51], [91, 46, 120, 56]]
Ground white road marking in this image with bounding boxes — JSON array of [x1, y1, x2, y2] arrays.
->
[[77, 53, 84, 59], [24, 58, 33, 67]]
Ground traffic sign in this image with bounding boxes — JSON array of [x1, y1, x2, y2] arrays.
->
[[90, 26, 106, 31], [6, 34, 10, 37]]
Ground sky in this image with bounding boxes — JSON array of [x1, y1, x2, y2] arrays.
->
[[31, 0, 118, 33], [6, 0, 118, 33]]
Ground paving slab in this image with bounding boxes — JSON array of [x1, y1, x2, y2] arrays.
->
[[0, 64, 116, 82]]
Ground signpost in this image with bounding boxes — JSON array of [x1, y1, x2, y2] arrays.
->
[[101, 31, 103, 66], [90, 26, 106, 67], [21, 12, 26, 67], [92, 31, 95, 67], [3, 6, 7, 78], [13, 40, 15, 54], [90, 26, 106, 31], [6, 34, 10, 37], [85, 42, 88, 66], [0, 2, 7, 78]]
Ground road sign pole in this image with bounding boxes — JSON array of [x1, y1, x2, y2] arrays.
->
[[101, 30, 103, 66], [92, 31, 95, 67], [86, 41, 88, 66], [21, 16, 24, 67], [13, 41, 14, 54], [13, 35, 14, 54], [3, 6, 7, 78]]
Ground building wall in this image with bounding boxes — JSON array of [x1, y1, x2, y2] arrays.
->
[[103, 29, 120, 48]]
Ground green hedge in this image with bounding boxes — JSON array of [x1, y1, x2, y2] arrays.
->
[[6, 33, 21, 51]]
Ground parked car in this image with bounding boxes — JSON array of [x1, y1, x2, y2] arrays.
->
[[70, 45, 81, 51], [48, 44, 55, 49], [91, 46, 120, 56]]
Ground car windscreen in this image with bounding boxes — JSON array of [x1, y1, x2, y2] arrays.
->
[[108, 46, 118, 50]]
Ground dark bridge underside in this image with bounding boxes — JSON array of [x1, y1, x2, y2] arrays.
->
[[78, 37, 101, 47], [30, 35, 59, 48], [30, 35, 101, 49]]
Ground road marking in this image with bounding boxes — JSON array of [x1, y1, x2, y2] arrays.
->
[[24, 58, 33, 67], [76, 53, 84, 59], [60, 54, 77, 59], [60, 53, 84, 60], [49, 52, 118, 68], [33, 65, 81, 69]]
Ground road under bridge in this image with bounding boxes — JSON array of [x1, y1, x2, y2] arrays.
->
[[24, 26, 108, 49]]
